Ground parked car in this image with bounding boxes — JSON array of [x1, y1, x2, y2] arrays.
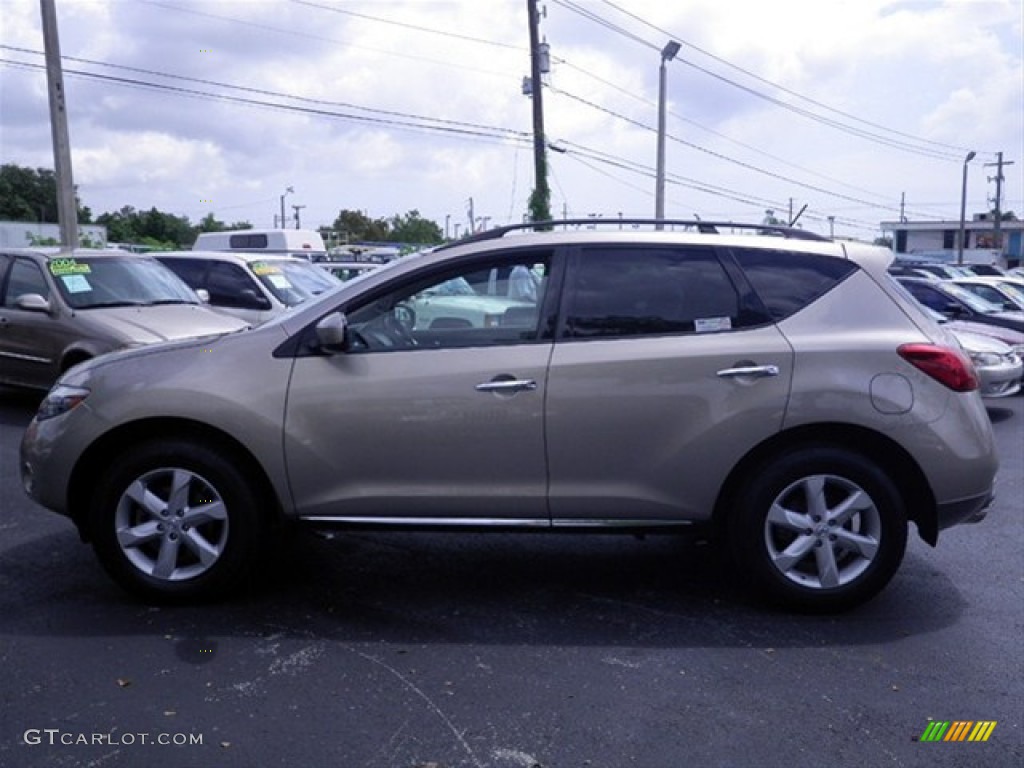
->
[[0, 248, 249, 390], [895, 276, 1024, 333], [952, 329, 1022, 398], [155, 251, 341, 325], [906, 263, 975, 280], [20, 220, 998, 612], [950, 277, 1024, 312]]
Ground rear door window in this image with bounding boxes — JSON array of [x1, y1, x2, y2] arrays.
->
[[562, 246, 755, 338]]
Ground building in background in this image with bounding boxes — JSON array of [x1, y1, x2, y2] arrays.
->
[[882, 214, 1023, 268], [0, 220, 107, 248]]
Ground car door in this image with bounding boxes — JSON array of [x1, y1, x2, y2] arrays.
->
[[283, 250, 557, 522], [0, 255, 63, 388], [545, 245, 793, 524]]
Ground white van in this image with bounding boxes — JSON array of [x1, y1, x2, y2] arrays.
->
[[193, 229, 328, 261]]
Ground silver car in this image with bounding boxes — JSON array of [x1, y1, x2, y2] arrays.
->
[[0, 248, 249, 390], [19, 221, 998, 611], [155, 250, 341, 325]]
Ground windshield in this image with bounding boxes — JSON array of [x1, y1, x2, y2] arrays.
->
[[995, 282, 1024, 307], [939, 282, 1004, 313], [48, 256, 198, 309], [248, 259, 340, 307]]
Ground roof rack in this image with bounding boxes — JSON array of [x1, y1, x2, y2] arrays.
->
[[438, 219, 830, 249]]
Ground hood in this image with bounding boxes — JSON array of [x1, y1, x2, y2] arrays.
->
[[950, 329, 1013, 355], [77, 304, 249, 343], [944, 318, 1024, 346]]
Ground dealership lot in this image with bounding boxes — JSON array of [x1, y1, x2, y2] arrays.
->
[[1, 385, 1021, 768]]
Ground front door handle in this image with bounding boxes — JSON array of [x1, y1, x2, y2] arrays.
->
[[475, 378, 538, 393], [716, 364, 780, 379]]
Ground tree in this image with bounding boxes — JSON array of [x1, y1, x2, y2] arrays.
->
[[0, 164, 91, 223], [331, 209, 389, 242], [387, 210, 443, 244], [95, 205, 193, 249]]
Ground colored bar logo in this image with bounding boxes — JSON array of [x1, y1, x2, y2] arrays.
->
[[920, 721, 996, 742]]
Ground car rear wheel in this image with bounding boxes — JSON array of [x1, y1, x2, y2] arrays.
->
[[730, 446, 908, 612], [89, 440, 267, 602]]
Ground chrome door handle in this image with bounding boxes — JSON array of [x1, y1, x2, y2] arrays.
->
[[475, 379, 538, 393], [716, 365, 780, 379]]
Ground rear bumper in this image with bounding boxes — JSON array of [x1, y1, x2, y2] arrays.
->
[[936, 489, 994, 531]]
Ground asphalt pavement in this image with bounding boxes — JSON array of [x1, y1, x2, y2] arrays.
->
[[1, 385, 1021, 768]]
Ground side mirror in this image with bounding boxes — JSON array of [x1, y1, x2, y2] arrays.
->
[[14, 293, 51, 313], [195, 288, 211, 303], [239, 289, 273, 310], [315, 312, 349, 352]]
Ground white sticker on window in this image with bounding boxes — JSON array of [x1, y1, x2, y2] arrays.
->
[[61, 274, 92, 293], [268, 275, 292, 289], [695, 316, 732, 332]]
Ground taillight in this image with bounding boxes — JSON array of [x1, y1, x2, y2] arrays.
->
[[898, 343, 978, 392]]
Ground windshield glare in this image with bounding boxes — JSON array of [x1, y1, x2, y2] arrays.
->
[[248, 259, 340, 307], [49, 256, 198, 309]]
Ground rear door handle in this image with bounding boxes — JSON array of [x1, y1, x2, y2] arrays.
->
[[475, 379, 538, 393], [716, 365, 780, 379]]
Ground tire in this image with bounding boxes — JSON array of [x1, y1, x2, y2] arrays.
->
[[729, 446, 908, 612], [89, 440, 268, 603]]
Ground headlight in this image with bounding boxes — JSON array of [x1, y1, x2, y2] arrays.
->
[[968, 351, 1003, 367], [36, 385, 90, 422]]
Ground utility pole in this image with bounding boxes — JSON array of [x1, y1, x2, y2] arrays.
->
[[40, 0, 78, 248], [292, 205, 305, 229], [526, 0, 550, 225], [985, 152, 1014, 255], [467, 197, 475, 234]]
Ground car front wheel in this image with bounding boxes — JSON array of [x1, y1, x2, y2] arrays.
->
[[89, 440, 267, 602], [730, 446, 908, 612]]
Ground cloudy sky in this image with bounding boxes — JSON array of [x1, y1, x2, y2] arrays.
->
[[2, 0, 1022, 240]]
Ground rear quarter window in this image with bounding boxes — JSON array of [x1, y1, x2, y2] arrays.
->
[[730, 248, 857, 321]]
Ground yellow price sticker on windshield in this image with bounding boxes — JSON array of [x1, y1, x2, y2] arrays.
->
[[250, 262, 281, 276], [49, 258, 92, 276]]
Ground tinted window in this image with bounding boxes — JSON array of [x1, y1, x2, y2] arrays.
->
[[3, 258, 49, 306], [564, 247, 741, 338], [731, 248, 857, 321], [207, 262, 265, 308], [229, 233, 268, 249], [158, 258, 208, 290]]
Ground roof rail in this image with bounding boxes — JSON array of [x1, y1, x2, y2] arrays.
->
[[437, 219, 831, 249]]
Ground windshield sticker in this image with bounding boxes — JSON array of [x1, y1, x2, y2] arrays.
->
[[250, 262, 281, 276], [268, 275, 292, 289], [60, 274, 92, 293], [49, 258, 91, 276], [695, 316, 732, 333]]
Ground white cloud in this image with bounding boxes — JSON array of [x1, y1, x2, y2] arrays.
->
[[1, 0, 1020, 236]]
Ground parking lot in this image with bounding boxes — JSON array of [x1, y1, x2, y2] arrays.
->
[[1, 385, 1021, 768]]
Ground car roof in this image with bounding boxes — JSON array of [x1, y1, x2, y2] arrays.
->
[[157, 250, 308, 264], [0, 247, 156, 261]]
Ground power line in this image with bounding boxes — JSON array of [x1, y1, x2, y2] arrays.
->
[[588, 0, 981, 160]]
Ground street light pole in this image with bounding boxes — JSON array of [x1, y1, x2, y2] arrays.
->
[[280, 186, 293, 229], [655, 40, 681, 229], [957, 151, 976, 265]]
